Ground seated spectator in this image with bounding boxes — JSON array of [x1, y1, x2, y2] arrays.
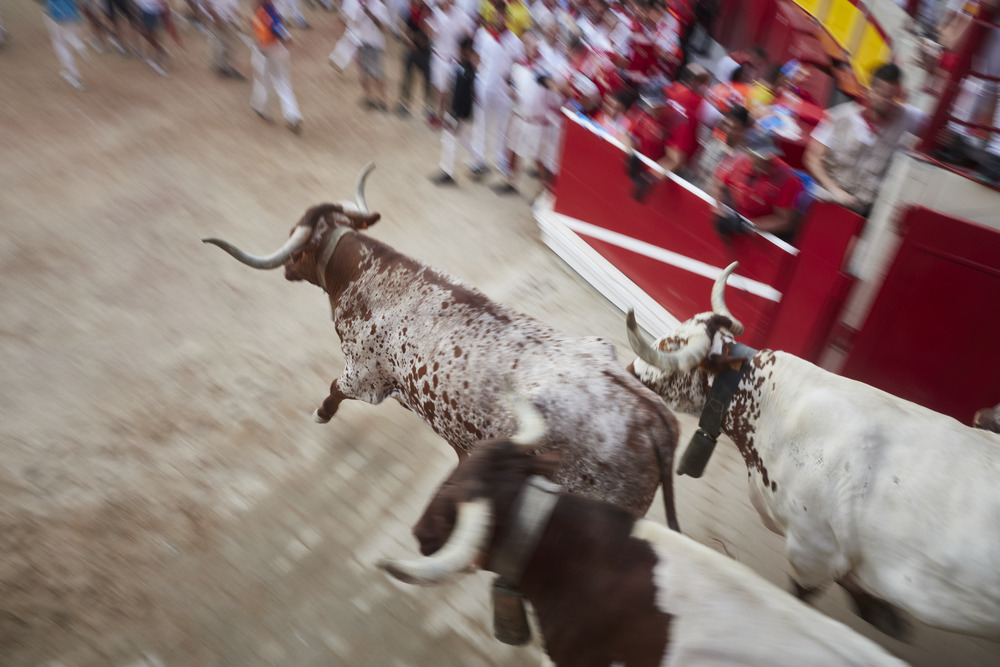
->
[[746, 62, 780, 116], [804, 62, 929, 216], [690, 103, 751, 189], [705, 64, 750, 114], [711, 130, 804, 243], [715, 44, 766, 88], [593, 88, 636, 138]]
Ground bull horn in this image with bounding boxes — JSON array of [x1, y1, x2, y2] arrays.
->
[[626, 310, 711, 372], [202, 224, 314, 270], [378, 499, 493, 586], [503, 379, 546, 447], [711, 262, 745, 336], [355, 162, 375, 214]]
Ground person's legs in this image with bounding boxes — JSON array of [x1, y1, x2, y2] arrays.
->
[[398, 48, 415, 112], [250, 46, 271, 117], [270, 42, 302, 127], [470, 101, 488, 171], [46, 17, 82, 82]]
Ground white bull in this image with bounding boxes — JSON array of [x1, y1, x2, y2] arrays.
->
[[626, 262, 1000, 639]]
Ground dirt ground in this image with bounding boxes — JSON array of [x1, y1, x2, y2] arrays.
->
[[1, 4, 997, 665]]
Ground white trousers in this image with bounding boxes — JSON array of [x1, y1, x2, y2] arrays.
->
[[251, 43, 302, 123], [439, 117, 474, 176], [471, 87, 513, 172], [46, 16, 86, 79]]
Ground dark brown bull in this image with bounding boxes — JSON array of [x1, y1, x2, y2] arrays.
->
[[378, 400, 908, 667], [203, 164, 681, 524]]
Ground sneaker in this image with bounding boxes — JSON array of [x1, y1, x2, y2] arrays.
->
[[145, 57, 168, 77], [375, 101, 388, 112], [252, 107, 274, 123], [395, 103, 410, 117], [426, 113, 442, 129], [60, 70, 84, 90], [287, 119, 303, 135], [429, 171, 456, 185], [109, 37, 127, 56], [491, 182, 517, 195], [469, 163, 489, 181]]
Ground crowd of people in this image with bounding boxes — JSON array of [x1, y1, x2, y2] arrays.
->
[[22, 0, 991, 244]]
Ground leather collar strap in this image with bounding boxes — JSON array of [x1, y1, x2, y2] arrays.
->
[[699, 341, 756, 440], [316, 225, 356, 293], [489, 475, 562, 585], [678, 341, 756, 478]]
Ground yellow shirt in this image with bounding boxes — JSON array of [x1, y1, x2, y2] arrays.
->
[[480, 0, 533, 37]]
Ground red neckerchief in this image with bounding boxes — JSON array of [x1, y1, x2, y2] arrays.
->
[[486, 24, 501, 40]]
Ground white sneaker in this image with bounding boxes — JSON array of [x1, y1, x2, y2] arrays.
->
[[145, 57, 168, 78], [60, 70, 84, 90]]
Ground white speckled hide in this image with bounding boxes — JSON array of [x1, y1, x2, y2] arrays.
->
[[313, 230, 680, 518]]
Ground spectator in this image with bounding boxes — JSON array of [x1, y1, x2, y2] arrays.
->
[[593, 88, 635, 137], [469, 5, 525, 178], [102, 0, 136, 55], [40, 0, 88, 90], [622, 82, 684, 200], [428, 0, 476, 127], [250, 0, 303, 133], [691, 103, 751, 189], [705, 64, 750, 114], [397, 0, 434, 118], [133, 0, 170, 75], [494, 30, 560, 193], [711, 129, 804, 243], [430, 36, 478, 185], [482, 0, 533, 37], [715, 44, 766, 86], [205, 0, 246, 80], [804, 63, 928, 216], [661, 61, 711, 173], [343, 0, 391, 111]]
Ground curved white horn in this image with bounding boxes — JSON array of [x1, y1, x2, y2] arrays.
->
[[626, 310, 711, 372], [203, 224, 314, 270], [378, 499, 493, 586], [503, 379, 547, 446], [710, 262, 745, 336], [355, 162, 375, 214]]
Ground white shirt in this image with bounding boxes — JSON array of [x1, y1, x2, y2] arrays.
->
[[428, 4, 474, 60], [343, 0, 390, 49], [510, 59, 555, 119], [473, 27, 524, 91]]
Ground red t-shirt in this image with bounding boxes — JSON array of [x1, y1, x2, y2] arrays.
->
[[664, 82, 703, 162], [623, 104, 684, 162], [716, 154, 803, 219]]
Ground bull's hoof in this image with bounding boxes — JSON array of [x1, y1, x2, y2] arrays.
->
[[312, 409, 331, 424], [849, 592, 911, 641]]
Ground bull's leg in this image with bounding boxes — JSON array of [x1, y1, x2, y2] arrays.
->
[[837, 575, 911, 641], [313, 378, 351, 424], [790, 578, 826, 603]]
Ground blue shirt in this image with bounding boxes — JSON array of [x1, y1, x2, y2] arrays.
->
[[46, 0, 80, 22]]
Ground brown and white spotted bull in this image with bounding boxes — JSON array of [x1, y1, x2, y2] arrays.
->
[[625, 262, 1000, 640], [378, 401, 909, 667], [203, 164, 680, 525]]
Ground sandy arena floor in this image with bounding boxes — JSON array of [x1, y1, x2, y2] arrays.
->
[[1, 4, 997, 665]]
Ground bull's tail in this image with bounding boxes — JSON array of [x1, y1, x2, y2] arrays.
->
[[653, 411, 682, 532]]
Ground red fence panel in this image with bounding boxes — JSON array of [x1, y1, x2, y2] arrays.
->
[[840, 206, 1000, 422]]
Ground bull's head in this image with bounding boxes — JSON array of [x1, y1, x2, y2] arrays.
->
[[378, 392, 559, 586], [625, 262, 745, 415], [202, 163, 381, 288]]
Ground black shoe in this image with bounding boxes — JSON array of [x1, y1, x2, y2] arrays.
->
[[469, 163, 489, 181], [430, 171, 456, 185], [252, 107, 274, 123], [288, 119, 303, 135], [395, 103, 410, 117], [491, 182, 517, 195]]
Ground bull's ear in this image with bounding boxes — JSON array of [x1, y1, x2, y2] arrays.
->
[[530, 451, 562, 480]]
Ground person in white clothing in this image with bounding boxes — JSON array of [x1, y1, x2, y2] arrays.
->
[[205, 0, 245, 79], [469, 6, 524, 178], [343, 0, 390, 110], [42, 0, 89, 89], [495, 30, 561, 193], [428, 0, 475, 126], [251, 0, 303, 133]]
